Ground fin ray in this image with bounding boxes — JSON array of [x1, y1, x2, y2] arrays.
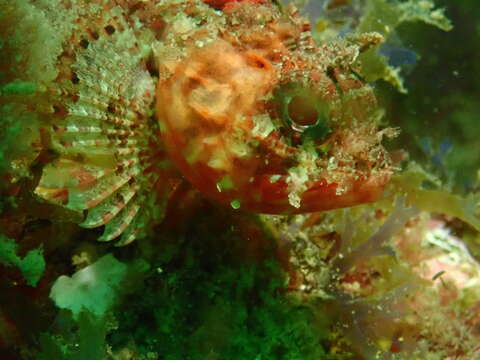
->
[[80, 182, 139, 228], [98, 201, 141, 242]]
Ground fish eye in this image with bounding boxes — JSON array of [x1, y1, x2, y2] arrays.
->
[[274, 84, 332, 144], [288, 95, 318, 128]]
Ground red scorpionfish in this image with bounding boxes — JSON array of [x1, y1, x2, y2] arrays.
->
[[9, 0, 395, 245]]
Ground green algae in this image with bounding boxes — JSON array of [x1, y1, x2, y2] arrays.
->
[[0, 234, 45, 286], [0, 80, 37, 95], [356, 0, 452, 93], [106, 226, 334, 360], [381, 0, 480, 189], [35, 212, 336, 360], [38, 311, 109, 360]]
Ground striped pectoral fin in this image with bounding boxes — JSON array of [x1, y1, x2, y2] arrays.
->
[[35, 158, 114, 207], [80, 181, 139, 228], [28, 0, 170, 245], [108, 173, 175, 245], [97, 199, 141, 242], [36, 157, 166, 243], [66, 169, 138, 211], [114, 209, 147, 247], [35, 157, 148, 243]]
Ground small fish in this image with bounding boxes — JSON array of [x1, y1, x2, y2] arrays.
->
[[6, 0, 394, 244]]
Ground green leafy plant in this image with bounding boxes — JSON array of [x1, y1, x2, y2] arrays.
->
[[0, 234, 45, 286]]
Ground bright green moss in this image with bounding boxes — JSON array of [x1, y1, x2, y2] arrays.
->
[[38, 311, 108, 360], [0, 80, 37, 95], [0, 105, 22, 173], [0, 234, 45, 286], [106, 221, 336, 360]]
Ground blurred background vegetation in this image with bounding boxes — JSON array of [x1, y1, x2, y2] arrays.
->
[[379, 0, 479, 191]]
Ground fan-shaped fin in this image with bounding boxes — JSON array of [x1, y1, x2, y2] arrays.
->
[[66, 105, 140, 128], [80, 182, 139, 228], [115, 211, 147, 247], [54, 125, 142, 137], [35, 159, 114, 206], [57, 138, 138, 149], [98, 201, 141, 242], [67, 169, 139, 211], [53, 125, 103, 134], [32, 0, 173, 244]]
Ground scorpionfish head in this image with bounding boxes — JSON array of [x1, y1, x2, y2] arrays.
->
[[156, 0, 395, 213]]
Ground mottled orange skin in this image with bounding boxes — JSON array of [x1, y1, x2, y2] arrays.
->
[[203, 0, 265, 10], [157, 1, 392, 213]]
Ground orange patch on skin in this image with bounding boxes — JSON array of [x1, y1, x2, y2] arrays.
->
[[37, 188, 69, 206], [204, 0, 265, 11], [72, 167, 98, 190]]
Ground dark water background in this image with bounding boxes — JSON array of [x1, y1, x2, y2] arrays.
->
[[379, 0, 479, 190]]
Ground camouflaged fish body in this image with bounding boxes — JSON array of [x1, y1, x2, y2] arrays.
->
[[2, 0, 394, 244]]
